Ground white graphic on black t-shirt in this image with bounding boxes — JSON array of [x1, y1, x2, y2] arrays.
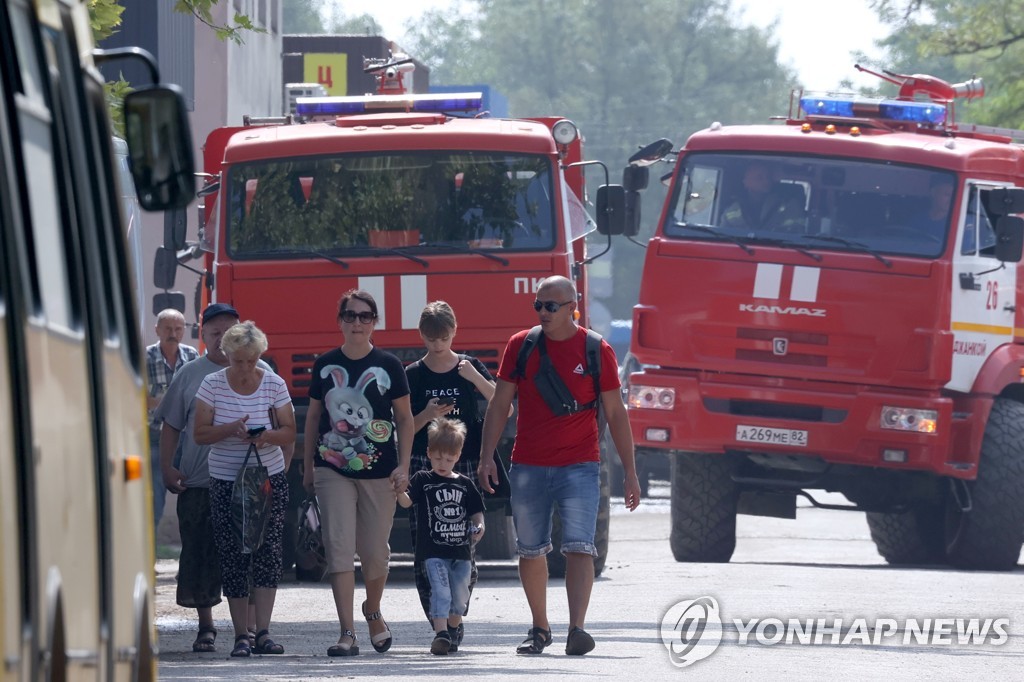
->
[[426, 483, 468, 546]]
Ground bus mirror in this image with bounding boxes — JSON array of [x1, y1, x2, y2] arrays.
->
[[628, 138, 674, 167], [153, 246, 178, 289], [152, 292, 186, 316], [123, 85, 195, 211], [164, 208, 187, 250], [622, 165, 649, 192], [596, 184, 626, 236], [986, 188, 1024, 216], [995, 216, 1024, 263]]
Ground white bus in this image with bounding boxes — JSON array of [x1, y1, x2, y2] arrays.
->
[[0, 0, 195, 679]]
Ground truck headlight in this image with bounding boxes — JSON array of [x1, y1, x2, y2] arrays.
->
[[879, 406, 937, 434], [628, 385, 675, 410]]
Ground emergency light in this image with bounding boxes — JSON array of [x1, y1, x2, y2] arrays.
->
[[800, 95, 946, 125], [295, 92, 483, 117]]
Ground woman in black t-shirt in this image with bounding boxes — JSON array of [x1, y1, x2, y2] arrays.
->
[[302, 289, 414, 658]]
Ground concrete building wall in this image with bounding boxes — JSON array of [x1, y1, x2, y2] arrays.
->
[[103, 0, 282, 337]]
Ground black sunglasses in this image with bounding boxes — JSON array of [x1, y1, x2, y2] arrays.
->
[[340, 310, 377, 324], [533, 299, 573, 313]]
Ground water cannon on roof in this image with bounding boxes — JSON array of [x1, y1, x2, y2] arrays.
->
[[854, 64, 984, 103], [363, 52, 416, 95]]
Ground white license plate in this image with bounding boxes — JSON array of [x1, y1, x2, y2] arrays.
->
[[735, 425, 808, 447]]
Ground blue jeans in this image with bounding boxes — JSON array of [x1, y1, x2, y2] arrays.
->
[[509, 462, 600, 558], [424, 558, 472, 620]]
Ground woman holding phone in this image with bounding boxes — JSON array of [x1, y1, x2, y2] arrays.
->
[[194, 321, 296, 658]]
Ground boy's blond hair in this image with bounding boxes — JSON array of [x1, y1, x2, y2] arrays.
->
[[427, 417, 467, 455]]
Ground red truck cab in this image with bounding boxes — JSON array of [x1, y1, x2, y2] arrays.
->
[[612, 72, 1024, 570]]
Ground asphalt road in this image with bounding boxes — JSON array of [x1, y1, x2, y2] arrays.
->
[[154, 482, 1024, 680]]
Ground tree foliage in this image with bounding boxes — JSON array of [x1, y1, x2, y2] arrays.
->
[[175, 0, 266, 45], [869, 0, 1024, 127], [284, 0, 326, 33], [404, 0, 797, 317]]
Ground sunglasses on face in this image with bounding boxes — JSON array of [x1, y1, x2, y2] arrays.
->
[[533, 299, 573, 313], [340, 310, 377, 324]]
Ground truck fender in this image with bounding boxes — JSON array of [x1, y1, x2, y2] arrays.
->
[[968, 342, 1024, 397]]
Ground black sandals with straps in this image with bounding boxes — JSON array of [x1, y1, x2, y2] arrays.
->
[[191, 626, 216, 653], [362, 600, 393, 653], [516, 626, 552, 655]]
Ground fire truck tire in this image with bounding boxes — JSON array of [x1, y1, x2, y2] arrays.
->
[[944, 398, 1024, 570], [548, 459, 611, 578], [865, 506, 944, 565], [474, 510, 517, 560], [669, 453, 738, 563]]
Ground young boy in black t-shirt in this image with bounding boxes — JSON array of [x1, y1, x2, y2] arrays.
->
[[398, 419, 486, 655]]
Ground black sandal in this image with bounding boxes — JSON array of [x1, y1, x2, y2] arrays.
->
[[327, 630, 359, 657], [362, 600, 393, 653], [230, 633, 251, 658], [516, 626, 552, 655], [191, 626, 217, 653], [254, 629, 284, 655]]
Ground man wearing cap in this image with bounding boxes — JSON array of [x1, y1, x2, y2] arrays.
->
[[147, 308, 200, 528], [155, 303, 270, 652]]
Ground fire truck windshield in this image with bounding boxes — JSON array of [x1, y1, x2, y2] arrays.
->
[[224, 152, 556, 257], [666, 153, 954, 259]]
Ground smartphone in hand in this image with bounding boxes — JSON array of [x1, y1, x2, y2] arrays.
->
[[437, 396, 455, 406], [247, 425, 267, 438]]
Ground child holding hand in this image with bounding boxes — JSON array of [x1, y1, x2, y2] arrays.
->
[[398, 418, 485, 655]]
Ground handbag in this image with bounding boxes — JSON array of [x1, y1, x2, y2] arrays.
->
[[231, 443, 273, 554], [295, 494, 327, 580]]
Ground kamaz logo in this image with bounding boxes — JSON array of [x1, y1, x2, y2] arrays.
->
[[739, 303, 826, 317]]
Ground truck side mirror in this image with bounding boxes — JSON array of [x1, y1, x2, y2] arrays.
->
[[995, 216, 1024, 263], [164, 208, 187, 250], [153, 246, 178, 289], [986, 188, 1024, 216], [123, 85, 196, 211], [596, 185, 626, 236], [622, 165, 649, 192], [624, 190, 642, 237], [152, 291, 186, 315], [628, 138, 674, 167]]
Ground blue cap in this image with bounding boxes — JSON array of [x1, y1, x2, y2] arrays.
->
[[201, 302, 239, 325]]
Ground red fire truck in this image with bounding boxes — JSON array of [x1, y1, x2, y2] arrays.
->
[[613, 67, 1024, 570], [181, 56, 624, 573]]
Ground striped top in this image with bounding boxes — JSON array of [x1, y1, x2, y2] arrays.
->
[[196, 368, 292, 481]]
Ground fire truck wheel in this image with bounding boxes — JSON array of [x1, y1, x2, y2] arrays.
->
[[669, 453, 739, 563], [944, 398, 1024, 570], [865, 506, 945, 565], [547, 459, 611, 578], [474, 511, 517, 560]]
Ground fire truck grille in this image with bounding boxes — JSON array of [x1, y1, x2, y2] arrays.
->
[[704, 398, 847, 423], [735, 349, 827, 366]]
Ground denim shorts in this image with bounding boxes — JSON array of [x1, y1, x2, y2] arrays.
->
[[509, 462, 600, 558], [424, 557, 472, 619]]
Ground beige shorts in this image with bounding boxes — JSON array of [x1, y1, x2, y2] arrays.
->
[[314, 467, 395, 579]]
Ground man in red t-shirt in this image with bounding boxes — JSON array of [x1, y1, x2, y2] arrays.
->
[[478, 276, 641, 657]]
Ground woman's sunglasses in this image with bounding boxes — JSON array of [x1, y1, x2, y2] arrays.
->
[[533, 300, 573, 313], [340, 310, 377, 324]]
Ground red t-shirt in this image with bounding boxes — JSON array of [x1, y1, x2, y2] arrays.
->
[[497, 326, 620, 467]]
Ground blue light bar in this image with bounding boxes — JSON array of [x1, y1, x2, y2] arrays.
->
[[296, 92, 483, 117], [800, 95, 947, 125], [801, 96, 856, 117], [878, 100, 946, 124]]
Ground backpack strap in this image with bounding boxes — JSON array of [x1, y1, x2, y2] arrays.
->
[[513, 325, 544, 380], [584, 329, 603, 405]]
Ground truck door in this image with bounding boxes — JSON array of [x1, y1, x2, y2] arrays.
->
[[948, 182, 1016, 392]]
